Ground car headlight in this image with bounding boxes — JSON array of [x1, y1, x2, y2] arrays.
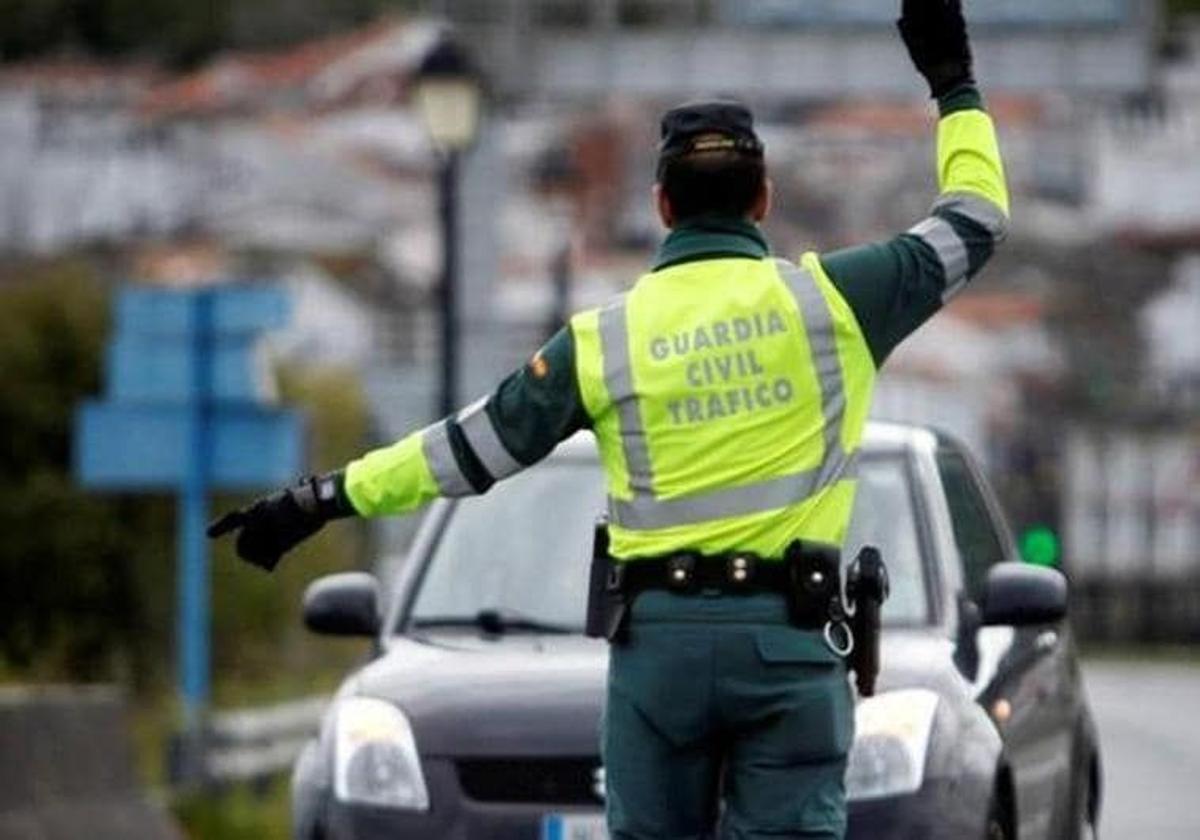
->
[[334, 697, 430, 811], [845, 689, 939, 801]]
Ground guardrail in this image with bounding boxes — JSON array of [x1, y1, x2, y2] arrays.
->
[[171, 695, 330, 786]]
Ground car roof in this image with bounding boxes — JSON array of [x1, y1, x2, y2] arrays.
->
[[550, 420, 942, 462]]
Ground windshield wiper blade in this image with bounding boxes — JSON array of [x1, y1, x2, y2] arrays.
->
[[411, 609, 575, 636]]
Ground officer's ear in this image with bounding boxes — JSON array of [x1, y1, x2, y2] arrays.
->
[[653, 183, 676, 229], [750, 177, 773, 223]]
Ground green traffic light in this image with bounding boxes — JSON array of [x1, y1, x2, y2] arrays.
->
[[1020, 526, 1060, 568]]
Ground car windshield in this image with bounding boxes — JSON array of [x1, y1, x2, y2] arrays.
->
[[404, 449, 930, 632]]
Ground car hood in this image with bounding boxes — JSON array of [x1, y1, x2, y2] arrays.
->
[[351, 628, 972, 758], [354, 632, 609, 757]]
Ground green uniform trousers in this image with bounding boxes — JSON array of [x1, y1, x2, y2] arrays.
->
[[603, 591, 854, 840]]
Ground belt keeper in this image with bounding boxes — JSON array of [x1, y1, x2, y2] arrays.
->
[[666, 555, 696, 591], [727, 554, 755, 587]]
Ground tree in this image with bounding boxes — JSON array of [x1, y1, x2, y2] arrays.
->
[[0, 0, 416, 67], [0, 258, 370, 699], [0, 260, 176, 684]]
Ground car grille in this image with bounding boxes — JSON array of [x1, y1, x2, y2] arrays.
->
[[456, 757, 603, 805]]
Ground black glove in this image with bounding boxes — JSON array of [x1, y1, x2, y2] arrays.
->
[[207, 473, 350, 572], [898, 0, 974, 99]]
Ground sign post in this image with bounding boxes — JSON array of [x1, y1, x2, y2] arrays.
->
[[75, 284, 304, 739]]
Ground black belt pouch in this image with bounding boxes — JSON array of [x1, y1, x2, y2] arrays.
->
[[783, 540, 841, 629]]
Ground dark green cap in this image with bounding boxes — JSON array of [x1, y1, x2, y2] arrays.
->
[[657, 100, 764, 177]]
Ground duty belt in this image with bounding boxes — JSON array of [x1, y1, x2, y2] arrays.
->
[[585, 523, 889, 696], [608, 541, 849, 636], [612, 551, 790, 597]]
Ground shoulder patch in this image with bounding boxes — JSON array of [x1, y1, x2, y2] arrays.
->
[[529, 352, 550, 379]]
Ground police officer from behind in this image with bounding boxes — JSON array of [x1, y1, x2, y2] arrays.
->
[[210, 2, 1007, 837]]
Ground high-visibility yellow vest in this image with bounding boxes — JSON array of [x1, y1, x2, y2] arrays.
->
[[571, 253, 877, 561]]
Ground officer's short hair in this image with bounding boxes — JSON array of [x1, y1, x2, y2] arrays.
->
[[659, 147, 767, 222]]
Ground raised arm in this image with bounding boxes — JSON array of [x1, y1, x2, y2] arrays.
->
[[821, 0, 1009, 366], [208, 328, 590, 570]]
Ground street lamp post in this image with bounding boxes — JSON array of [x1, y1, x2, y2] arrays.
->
[[413, 33, 483, 418], [436, 152, 461, 419]]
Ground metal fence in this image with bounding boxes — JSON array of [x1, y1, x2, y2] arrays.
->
[[202, 696, 330, 783], [165, 695, 330, 787], [436, 0, 1135, 28], [1062, 425, 1200, 643]]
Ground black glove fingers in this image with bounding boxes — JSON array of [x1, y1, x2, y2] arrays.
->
[[207, 509, 248, 538], [208, 479, 331, 572]]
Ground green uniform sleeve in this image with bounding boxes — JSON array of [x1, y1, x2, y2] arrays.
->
[[486, 326, 592, 466], [343, 327, 589, 518], [822, 84, 1010, 366]]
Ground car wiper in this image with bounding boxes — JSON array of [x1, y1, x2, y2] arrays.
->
[[411, 609, 576, 636]]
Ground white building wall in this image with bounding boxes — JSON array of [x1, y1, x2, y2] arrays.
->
[[1063, 427, 1200, 581]]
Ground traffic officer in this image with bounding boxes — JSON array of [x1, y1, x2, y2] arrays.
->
[[210, 2, 1007, 837]]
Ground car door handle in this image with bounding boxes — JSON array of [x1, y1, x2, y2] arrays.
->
[[1035, 630, 1059, 653]]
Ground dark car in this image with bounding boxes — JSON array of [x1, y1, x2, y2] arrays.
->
[[291, 423, 1101, 840]]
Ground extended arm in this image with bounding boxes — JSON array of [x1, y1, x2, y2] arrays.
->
[[344, 328, 589, 517], [209, 328, 590, 570], [822, 1, 1010, 366]]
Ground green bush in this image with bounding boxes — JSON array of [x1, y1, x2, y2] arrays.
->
[[0, 259, 371, 705], [172, 777, 291, 840], [0, 0, 417, 66], [0, 260, 175, 687]]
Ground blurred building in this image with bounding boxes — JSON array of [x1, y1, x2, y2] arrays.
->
[[436, 0, 1156, 100], [0, 3, 1196, 638]]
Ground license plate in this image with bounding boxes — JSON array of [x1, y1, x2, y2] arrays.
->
[[541, 813, 608, 840]]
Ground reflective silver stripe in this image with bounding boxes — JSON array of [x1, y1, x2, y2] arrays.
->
[[457, 397, 523, 481], [598, 297, 655, 494], [421, 420, 474, 498], [909, 216, 970, 286], [933, 191, 1009, 241], [610, 447, 858, 530], [908, 216, 970, 302], [775, 260, 847, 474], [602, 260, 855, 531]]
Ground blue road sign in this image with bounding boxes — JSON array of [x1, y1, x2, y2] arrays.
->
[[114, 285, 291, 337], [75, 403, 304, 490], [75, 283, 303, 728], [106, 335, 268, 403]]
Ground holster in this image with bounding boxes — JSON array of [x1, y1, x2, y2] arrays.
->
[[846, 546, 889, 698], [585, 520, 630, 644]]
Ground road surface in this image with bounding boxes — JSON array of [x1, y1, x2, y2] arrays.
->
[[1082, 660, 1200, 840]]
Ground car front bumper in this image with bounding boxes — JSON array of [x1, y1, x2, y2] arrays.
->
[[848, 778, 989, 840], [320, 767, 985, 840], [323, 759, 605, 840]]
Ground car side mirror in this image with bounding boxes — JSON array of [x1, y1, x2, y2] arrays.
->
[[980, 563, 1068, 627], [303, 572, 380, 637]]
